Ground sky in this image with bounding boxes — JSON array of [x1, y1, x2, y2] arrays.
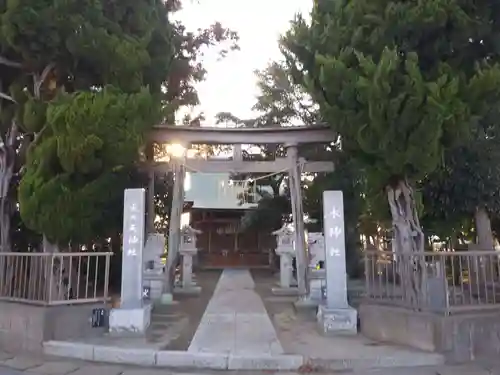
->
[[175, 0, 312, 125]]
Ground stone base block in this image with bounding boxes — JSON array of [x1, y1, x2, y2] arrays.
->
[[159, 293, 179, 305], [293, 296, 320, 310], [109, 304, 151, 335], [174, 285, 202, 295], [143, 279, 163, 300], [272, 286, 299, 296], [309, 278, 326, 301], [317, 305, 358, 335]]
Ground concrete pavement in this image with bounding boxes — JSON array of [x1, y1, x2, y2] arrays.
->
[[0, 368, 22, 375], [0, 364, 499, 374]]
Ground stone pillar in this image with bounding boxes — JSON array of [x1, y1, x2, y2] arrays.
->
[[285, 143, 309, 299], [109, 189, 151, 335], [271, 225, 298, 295], [146, 143, 155, 234], [317, 190, 357, 335], [233, 144, 243, 161], [175, 226, 202, 295], [147, 168, 155, 234], [162, 158, 186, 303]]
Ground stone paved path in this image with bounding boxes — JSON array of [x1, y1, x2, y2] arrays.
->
[[188, 269, 283, 355]]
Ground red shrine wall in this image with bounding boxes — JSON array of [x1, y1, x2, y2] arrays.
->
[[190, 209, 276, 268]]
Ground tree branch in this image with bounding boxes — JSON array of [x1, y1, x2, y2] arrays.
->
[[33, 63, 55, 98], [0, 92, 16, 103], [0, 56, 22, 69], [31, 124, 48, 149]]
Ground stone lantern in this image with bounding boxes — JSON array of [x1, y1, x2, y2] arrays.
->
[[272, 225, 298, 295], [143, 233, 166, 300], [177, 225, 202, 294]]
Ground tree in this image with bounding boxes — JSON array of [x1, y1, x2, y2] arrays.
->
[[215, 58, 321, 232], [19, 87, 160, 245], [154, 172, 174, 234], [148, 3, 240, 240], [284, 0, 500, 302], [0, 0, 174, 249], [0, 1, 27, 252], [422, 124, 500, 249]]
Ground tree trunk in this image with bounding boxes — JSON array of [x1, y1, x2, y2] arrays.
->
[[0, 120, 18, 252], [469, 206, 496, 287], [164, 162, 185, 295], [0, 121, 19, 297], [386, 179, 425, 308], [1, 64, 56, 299], [474, 206, 494, 250], [41, 235, 79, 302]]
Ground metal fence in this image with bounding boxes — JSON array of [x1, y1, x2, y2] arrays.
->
[[0, 252, 112, 306], [364, 250, 500, 314]]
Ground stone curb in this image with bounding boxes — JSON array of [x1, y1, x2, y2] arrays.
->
[[43, 341, 445, 371], [304, 354, 445, 371], [43, 341, 304, 371]]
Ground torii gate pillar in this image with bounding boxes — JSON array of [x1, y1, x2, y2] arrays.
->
[[286, 143, 309, 298]]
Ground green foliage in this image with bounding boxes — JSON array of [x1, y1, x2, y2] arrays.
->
[[19, 87, 158, 243], [50, 87, 156, 171], [153, 172, 173, 234], [421, 130, 500, 238], [1, 0, 174, 246], [1, 0, 168, 91], [283, 0, 500, 189], [0, 0, 240, 251], [22, 97, 46, 133], [240, 192, 291, 232]]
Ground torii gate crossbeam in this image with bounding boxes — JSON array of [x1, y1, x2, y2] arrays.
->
[[149, 159, 334, 174]]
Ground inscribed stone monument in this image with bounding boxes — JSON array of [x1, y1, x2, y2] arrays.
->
[[317, 190, 358, 335], [109, 188, 152, 334]]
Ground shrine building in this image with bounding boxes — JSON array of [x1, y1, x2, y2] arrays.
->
[[183, 169, 276, 268]]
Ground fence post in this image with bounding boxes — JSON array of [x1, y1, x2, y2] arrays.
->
[[47, 254, 55, 305], [364, 252, 370, 297], [420, 253, 428, 309], [104, 254, 111, 303]]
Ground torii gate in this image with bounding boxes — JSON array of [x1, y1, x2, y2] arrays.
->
[[146, 125, 336, 301]]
